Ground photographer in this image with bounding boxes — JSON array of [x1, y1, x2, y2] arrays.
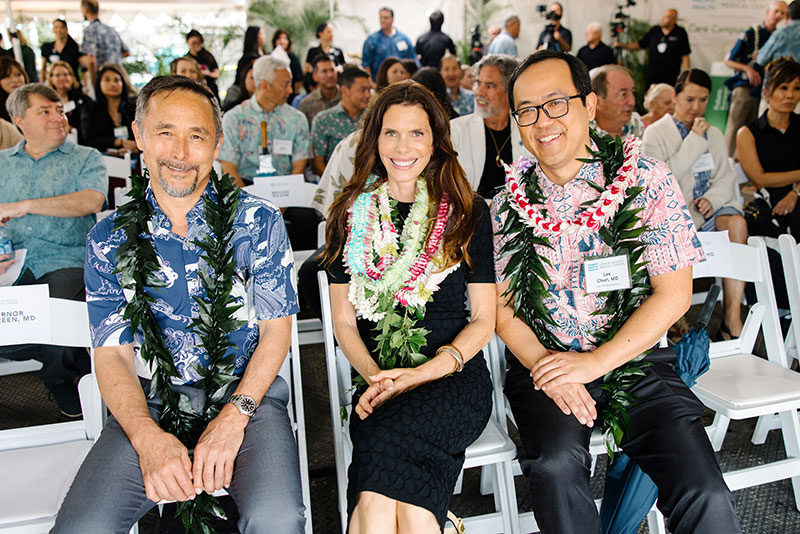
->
[[487, 16, 520, 58], [537, 3, 572, 53]]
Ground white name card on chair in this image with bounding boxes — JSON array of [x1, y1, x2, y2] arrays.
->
[[249, 174, 306, 207], [0, 284, 51, 344], [695, 231, 733, 279]]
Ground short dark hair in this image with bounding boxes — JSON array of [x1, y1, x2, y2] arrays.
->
[[53, 18, 68, 30], [789, 1, 800, 20], [508, 50, 592, 112], [429, 10, 444, 30], [380, 7, 394, 17], [764, 57, 800, 93], [311, 53, 334, 71], [675, 69, 711, 94], [315, 22, 329, 38], [339, 64, 369, 88], [81, 0, 98, 15], [135, 76, 222, 143], [186, 29, 203, 43]]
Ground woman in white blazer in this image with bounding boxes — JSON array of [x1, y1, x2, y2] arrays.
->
[[643, 69, 748, 340]]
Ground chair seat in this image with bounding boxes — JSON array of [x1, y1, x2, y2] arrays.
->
[[464, 419, 517, 469], [0, 440, 93, 526], [693, 353, 800, 414]]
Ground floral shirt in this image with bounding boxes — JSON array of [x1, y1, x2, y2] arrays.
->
[[590, 113, 645, 141], [492, 155, 704, 351], [450, 87, 475, 117], [311, 103, 362, 164], [219, 97, 310, 181], [85, 183, 299, 385], [312, 130, 359, 216], [80, 18, 128, 66]]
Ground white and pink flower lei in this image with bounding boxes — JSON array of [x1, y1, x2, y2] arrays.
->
[[343, 178, 460, 321], [504, 136, 641, 238]]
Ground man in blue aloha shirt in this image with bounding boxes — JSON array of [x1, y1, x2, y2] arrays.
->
[[219, 54, 309, 186], [361, 7, 417, 82], [79, 0, 129, 84], [53, 76, 305, 533], [0, 83, 106, 417], [310, 65, 371, 176]]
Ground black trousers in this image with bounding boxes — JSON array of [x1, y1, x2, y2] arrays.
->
[[0, 267, 90, 392], [297, 246, 325, 318], [504, 348, 741, 534]]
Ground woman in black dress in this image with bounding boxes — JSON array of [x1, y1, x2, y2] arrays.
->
[[272, 29, 303, 100], [0, 57, 27, 123], [737, 57, 800, 236], [46, 61, 91, 144], [40, 19, 82, 83], [86, 63, 137, 154], [322, 81, 494, 533], [186, 29, 220, 100]]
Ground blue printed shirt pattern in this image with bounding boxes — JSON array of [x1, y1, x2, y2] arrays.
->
[[0, 141, 107, 278], [84, 183, 299, 385], [219, 97, 310, 181], [757, 20, 800, 65], [311, 103, 361, 163], [361, 29, 416, 80], [451, 87, 475, 117], [80, 19, 129, 66]]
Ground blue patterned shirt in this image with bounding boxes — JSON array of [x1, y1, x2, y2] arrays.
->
[[0, 140, 107, 278], [80, 19, 129, 66], [311, 103, 361, 163], [757, 20, 800, 65], [85, 183, 299, 385], [450, 87, 475, 117], [361, 28, 416, 80], [219, 97, 310, 182], [673, 118, 711, 200]]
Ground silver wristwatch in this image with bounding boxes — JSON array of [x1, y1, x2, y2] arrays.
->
[[228, 394, 257, 417]]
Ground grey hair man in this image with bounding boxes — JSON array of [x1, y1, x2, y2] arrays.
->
[[590, 64, 645, 139], [0, 83, 106, 417], [218, 53, 310, 188], [52, 75, 305, 532], [450, 54, 532, 199], [487, 15, 520, 57], [577, 22, 615, 72]]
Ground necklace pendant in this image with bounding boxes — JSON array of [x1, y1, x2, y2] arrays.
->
[[495, 155, 504, 168]]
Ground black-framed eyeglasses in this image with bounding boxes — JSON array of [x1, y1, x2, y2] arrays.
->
[[512, 94, 584, 127]]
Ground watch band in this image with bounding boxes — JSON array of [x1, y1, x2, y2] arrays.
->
[[228, 394, 257, 417]]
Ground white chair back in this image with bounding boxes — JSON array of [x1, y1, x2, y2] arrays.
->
[[779, 234, 800, 364]]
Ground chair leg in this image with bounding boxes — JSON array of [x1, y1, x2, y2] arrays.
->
[[779, 409, 800, 512], [706, 413, 731, 452], [493, 462, 515, 534], [502, 461, 521, 534], [453, 470, 464, 495], [752, 413, 781, 445], [479, 464, 494, 496]]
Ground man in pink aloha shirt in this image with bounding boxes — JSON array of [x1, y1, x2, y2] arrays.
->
[[492, 50, 741, 534]]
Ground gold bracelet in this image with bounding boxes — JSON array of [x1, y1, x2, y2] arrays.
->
[[436, 344, 464, 372]]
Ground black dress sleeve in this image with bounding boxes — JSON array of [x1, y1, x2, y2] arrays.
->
[[466, 198, 494, 284]]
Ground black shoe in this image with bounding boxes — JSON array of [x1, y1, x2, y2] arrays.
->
[[48, 382, 82, 418]]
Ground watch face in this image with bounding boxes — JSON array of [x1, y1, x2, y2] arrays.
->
[[232, 395, 257, 415]]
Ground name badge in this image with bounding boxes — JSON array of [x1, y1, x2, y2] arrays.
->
[[692, 152, 715, 174], [63, 100, 76, 113], [258, 153, 276, 175], [114, 126, 128, 139], [273, 139, 293, 155], [49, 54, 60, 63], [657, 42, 667, 54], [584, 254, 632, 294], [396, 40, 409, 52]]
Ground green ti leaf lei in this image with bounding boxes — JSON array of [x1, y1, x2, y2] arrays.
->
[[498, 129, 652, 457], [113, 169, 245, 532]]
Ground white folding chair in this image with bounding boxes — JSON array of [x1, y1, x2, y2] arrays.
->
[[152, 315, 313, 534], [691, 237, 800, 511], [318, 271, 520, 534], [102, 152, 132, 209], [0, 298, 103, 533]]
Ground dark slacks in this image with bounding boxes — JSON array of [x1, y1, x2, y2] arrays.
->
[[297, 246, 325, 318], [0, 267, 90, 391], [504, 348, 741, 534]]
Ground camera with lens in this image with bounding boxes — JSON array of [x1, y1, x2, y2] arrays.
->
[[468, 24, 483, 65], [609, 0, 636, 39]]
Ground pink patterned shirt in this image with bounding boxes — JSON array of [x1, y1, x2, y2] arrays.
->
[[492, 155, 704, 351]]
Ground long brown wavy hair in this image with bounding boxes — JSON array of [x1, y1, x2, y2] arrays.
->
[[322, 80, 477, 270]]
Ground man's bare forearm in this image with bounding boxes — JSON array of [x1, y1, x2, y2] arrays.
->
[[24, 190, 104, 218]]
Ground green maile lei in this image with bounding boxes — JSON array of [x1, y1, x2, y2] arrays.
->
[[498, 130, 652, 456], [113, 170, 245, 532]]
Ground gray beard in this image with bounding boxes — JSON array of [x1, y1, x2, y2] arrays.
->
[[156, 160, 199, 198]]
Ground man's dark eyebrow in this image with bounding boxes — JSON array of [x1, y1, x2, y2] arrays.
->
[[516, 90, 569, 108], [153, 122, 210, 134]]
